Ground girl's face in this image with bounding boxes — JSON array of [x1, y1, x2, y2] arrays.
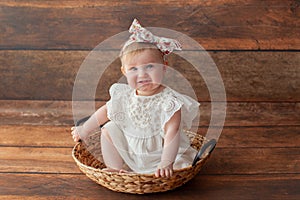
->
[[121, 49, 166, 96]]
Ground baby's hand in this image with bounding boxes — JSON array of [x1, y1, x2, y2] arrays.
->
[[71, 126, 81, 142], [155, 160, 174, 178]]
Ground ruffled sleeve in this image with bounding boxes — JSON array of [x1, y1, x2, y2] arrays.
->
[[161, 88, 200, 130], [106, 83, 131, 121]]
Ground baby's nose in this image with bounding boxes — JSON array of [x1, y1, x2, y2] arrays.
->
[[138, 68, 147, 77]]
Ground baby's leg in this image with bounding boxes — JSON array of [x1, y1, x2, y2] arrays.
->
[[101, 127, 124, 171]]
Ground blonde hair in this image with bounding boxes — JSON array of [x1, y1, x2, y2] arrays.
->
[[120, 42, 164, 65]]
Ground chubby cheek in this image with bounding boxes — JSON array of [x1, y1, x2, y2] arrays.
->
[[151, 70, 164, 85], [125, 74, 138, 89]]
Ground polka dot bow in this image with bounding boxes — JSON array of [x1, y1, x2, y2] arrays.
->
[[123, 19, 182, 55]]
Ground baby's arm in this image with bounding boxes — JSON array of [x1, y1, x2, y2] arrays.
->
[[155, 109, 181, 178], [71, 105, 109, 142]]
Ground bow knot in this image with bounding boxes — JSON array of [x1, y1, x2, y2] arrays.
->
[[123, 19, 182, 55]]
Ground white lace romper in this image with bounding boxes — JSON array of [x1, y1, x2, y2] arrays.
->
[[103, 83, 200, 174]]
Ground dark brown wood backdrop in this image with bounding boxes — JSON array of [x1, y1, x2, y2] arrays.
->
[[0, 0, 299, 199]]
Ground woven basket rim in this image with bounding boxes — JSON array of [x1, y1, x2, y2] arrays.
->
[[72, 143, 204, 177], [71, 130, 209, 177]]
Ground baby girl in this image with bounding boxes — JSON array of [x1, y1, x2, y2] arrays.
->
[[71, 19, 199, 178]]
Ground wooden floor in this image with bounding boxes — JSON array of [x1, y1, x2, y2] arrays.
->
[[0, 100, 299, 199], [0, 1, 299, 199]]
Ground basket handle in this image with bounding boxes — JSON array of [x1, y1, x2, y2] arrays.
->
[[192, 139, 216, 167], [75, 115, 91, 126]]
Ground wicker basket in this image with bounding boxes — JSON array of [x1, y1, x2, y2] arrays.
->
[[72, 129, 214, 194]]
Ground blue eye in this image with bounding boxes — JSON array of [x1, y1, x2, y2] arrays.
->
[[146, 64, 154, 69], [129, 67, 137, 71]]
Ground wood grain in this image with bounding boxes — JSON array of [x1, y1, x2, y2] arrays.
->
[[0, 125, 74, 147], [0, 173, 299, 199], [1, 124, 299, 175], [0, 100, 299, 126], [0, 1, 299, 198], [0, 146, 79, 173], [1, 125, 299, 175], [1, 125, 299, 148], [0, 146, 298, 174], [202, 147, 300, 174], [217, 126, 300, 148], [0, 0, 299, 50], [0, 50, 299, 101]]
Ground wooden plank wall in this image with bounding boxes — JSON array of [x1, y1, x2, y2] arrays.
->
[[0, 0, 299, 102], [0, 0, 299, 199]]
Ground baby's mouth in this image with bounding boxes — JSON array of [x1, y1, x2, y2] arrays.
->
[[138, 80, 151, 84]]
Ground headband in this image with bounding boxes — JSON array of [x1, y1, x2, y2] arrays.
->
[[123, 19, 182, 55]]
